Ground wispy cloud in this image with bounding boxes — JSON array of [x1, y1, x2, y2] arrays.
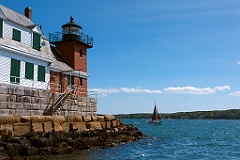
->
[[90, 87, 162, 94], [98, 93, 108, 98], [229, 91, 240, 97], [237, 61, 240, 65], [90, 85, 230, 96], [133, 96, 146, 99], [163, 85, 230, 94], [121, 87, 162, 94]]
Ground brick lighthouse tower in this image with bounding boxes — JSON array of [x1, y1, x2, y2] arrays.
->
[[49, 16, 93, 97]]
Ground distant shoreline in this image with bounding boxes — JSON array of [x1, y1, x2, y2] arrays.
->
[[114, 109, 240, 120]]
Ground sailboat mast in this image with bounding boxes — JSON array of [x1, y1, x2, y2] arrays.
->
[[149, 101, 161, 124], [152, 101, 157, 121]]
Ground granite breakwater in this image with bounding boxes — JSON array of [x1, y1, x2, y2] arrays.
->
[[0, 115, 144, 160]]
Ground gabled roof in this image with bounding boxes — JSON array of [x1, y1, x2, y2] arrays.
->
[[0, 4, 34, 27], [50, 46, 73, 71]]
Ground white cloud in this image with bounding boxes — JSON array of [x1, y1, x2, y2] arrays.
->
[[214, 85, 231, 91], [120, 87, 162, 94], [134, 96, 146, 99], [163, 85, 230, 94], [237, 61, 240, 65], [98, 93, 108, 97], [90, 87, 162, 94], [229, 91, 240, 97], [90, 88, 120, 94], [90, 85, 230, 96]]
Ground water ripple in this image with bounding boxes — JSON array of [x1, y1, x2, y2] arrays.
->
[[45, 119, 240, 160]]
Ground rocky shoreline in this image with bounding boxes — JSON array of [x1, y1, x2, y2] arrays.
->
[[0, 115, 144, 160]]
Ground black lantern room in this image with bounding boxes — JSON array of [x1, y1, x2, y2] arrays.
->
[[62, 16, 82, 41]]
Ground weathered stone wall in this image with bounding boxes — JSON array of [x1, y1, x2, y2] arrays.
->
[[0, 115, 117, 138], [0, 115, 144, 159], [0, 84, 97, 116]]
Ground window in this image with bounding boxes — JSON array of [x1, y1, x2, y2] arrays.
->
[[38, 65, 45, 82], [68, 75, 74, 86], [12, 28, 21, 42], [33, 32, 41, 50], [10, 59, 20, 83], [80, 49, 83, 57], [80, 78, 83, 86], [25, 62, 34, 80], [68, 75, 71, 86], [0, 19, 3, 38]]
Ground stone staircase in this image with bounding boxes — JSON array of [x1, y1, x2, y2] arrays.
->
[[43, 93, 70, 115]]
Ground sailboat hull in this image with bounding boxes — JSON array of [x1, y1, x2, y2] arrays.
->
[[148, 120, 162, 124]]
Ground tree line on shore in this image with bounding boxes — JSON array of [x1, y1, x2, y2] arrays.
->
[[114, 109, 240, 120]]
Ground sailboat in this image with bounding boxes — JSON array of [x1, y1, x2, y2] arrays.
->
[[149, 101, 161, 124]]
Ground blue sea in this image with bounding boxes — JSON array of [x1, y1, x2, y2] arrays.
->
[[46, 119, 240, 160]]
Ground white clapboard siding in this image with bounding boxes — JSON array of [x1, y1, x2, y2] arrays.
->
[[20, 61, 33, 88], [21, 29, 31, 45], [0, 50, 50, 90], [20, 61, 25, 79], [0, 17, 50, 90], [0, 54, 11, 83], [4, 20, 31, 45], [4, 21, 12, 39]]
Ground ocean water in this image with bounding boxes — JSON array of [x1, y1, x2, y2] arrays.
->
[[45, 119, 240, 160]]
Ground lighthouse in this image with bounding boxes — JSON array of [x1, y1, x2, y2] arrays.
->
[[49, 16, 93, 97]]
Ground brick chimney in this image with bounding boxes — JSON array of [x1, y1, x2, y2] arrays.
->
[[24, 7, 32, 20]]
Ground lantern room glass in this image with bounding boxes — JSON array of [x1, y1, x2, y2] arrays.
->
[[62, 26, 81, 36]]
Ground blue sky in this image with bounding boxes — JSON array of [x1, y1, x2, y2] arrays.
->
[[1, 0, 240, 114]]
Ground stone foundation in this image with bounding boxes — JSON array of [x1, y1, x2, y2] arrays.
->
[[0, 115, 118, 137], [0, 84, 97, 116], [0, 115, 144, 159]]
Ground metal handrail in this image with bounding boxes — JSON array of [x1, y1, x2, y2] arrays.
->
[[51, 87, 73, 114], [49, 31, 93, 47]]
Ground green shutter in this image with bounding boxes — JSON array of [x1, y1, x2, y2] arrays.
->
[[33, 32, 41, 50], [25, 62, 34, 80], [12, 29, 21, 42], [68, 75, 71, 86], [10, 59, 20, 83], [0, 19, 3, 38], [38, 65, 45, 82]]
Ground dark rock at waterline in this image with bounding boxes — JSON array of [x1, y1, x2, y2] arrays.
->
[[0, 124, 144, 159]]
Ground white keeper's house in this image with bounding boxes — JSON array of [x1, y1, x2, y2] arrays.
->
[[0, 5, 53, 89], [0, 4, 96, 116]]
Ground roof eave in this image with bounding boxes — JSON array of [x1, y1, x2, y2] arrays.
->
[[0, 44, 53, 63]]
